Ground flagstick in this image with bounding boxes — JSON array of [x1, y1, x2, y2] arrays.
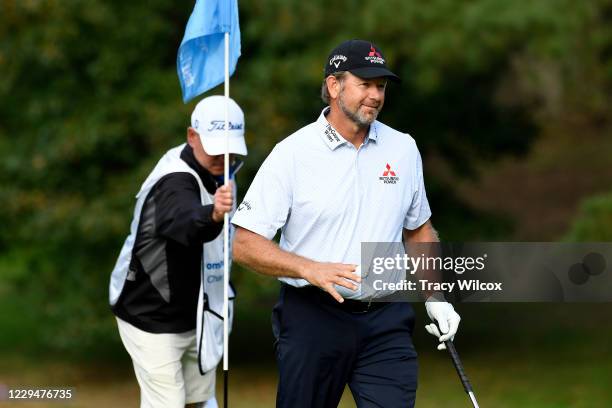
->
[[223, 30, 230, 408]]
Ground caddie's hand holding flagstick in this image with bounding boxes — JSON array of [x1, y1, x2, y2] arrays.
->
[[212, 182, 234, 222]]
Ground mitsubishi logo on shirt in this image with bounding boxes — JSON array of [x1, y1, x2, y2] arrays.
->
[[379, 163, 399, 184], [382, 163, 396, 176]]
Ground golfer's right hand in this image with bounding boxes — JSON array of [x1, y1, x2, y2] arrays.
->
[[302, 263, 361, 303], [212, 182, 233, 222]]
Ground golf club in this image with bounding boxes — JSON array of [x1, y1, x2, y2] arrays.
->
[[444, 340, 480, 408], [224, 369, 228, 408]]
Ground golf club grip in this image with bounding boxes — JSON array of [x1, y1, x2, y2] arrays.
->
[[224, 369, 228, 408], [445, 340, 473, 393]]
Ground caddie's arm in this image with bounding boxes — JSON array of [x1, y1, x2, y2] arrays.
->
[[155, 173, 224, 245]]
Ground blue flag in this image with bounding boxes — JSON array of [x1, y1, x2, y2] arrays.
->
[[177, 0, 241, 103]]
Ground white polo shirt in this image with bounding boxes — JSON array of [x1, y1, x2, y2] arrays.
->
[[231, 107, 431, 299]]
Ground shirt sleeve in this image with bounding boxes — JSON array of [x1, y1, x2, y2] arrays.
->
[[403, 146, 432, 230], [231, 145, 292, 239], [154, 173, 223, 246]]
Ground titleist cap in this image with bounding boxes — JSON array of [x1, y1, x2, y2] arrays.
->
[[191, 95, 247, 156]]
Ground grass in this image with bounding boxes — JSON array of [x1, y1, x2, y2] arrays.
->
[[1, 302, 611, 407], [1, 336, 611, 407]]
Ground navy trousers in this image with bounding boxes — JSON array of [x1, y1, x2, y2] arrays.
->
[[272, 284, 418, 408]]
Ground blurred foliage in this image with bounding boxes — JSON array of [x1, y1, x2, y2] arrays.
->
[[0, 0, 611, 356], [566, 192, 612, 241]]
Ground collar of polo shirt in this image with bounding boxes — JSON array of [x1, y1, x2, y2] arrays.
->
[[317, 107, 378, 150]]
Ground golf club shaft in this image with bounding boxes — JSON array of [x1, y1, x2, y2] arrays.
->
[[444, 340, 479, 408]]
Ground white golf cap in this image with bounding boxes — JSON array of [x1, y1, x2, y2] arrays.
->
[[191, 95, 248, 156]]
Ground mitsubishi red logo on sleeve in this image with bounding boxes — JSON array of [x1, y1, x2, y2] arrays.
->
[[379, 163, 399, 184]]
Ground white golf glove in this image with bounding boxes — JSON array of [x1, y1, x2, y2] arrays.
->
[[425, 295, 461, 350]]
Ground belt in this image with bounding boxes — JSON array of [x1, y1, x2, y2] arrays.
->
[[292, 284, 390, 314]]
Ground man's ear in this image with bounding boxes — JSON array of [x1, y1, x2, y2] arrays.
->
[[187, 127, 198, 147], [327, 76, 341, 100]]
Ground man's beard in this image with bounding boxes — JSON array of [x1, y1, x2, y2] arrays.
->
[[338, 90, 380, 128]]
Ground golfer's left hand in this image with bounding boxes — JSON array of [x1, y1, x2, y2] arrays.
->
[[425, 297, 461, 350]]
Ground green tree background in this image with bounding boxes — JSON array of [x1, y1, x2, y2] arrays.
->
[[1, 0, 611, 404]]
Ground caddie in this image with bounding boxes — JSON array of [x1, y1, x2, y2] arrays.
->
[[232, 39, 461, 407], [109, 95, 247, 408]]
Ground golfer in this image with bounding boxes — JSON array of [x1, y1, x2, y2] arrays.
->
[[109, 96, 247, 408], [231, 39, 460, 407]]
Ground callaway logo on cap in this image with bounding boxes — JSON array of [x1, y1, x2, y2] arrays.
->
[[324, 39, 401, 82]]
